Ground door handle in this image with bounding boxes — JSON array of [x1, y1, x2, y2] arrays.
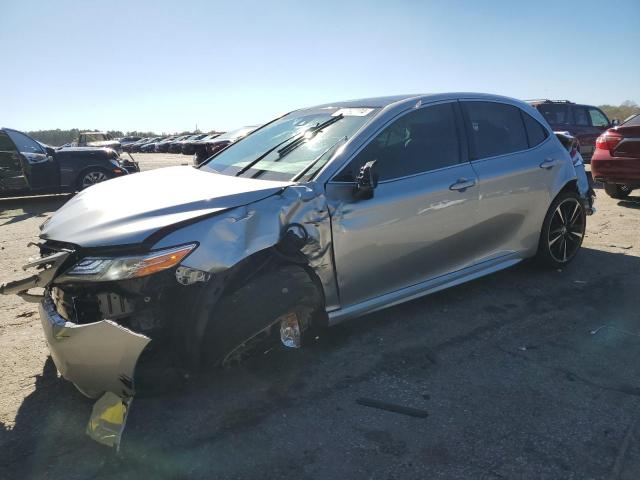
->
[[539, 158, 559, 169], [449, 178, 476, 192]]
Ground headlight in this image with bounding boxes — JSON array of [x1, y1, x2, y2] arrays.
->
[[59, 244, 197, 282]]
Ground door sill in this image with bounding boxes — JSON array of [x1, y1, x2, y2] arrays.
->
[[327, 253, 522, 326]]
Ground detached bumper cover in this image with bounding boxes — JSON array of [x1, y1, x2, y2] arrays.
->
[[39, 297, 150, 398]]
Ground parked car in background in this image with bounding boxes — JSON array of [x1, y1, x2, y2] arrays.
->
[[74, 132, 121, 152], [168, 134, 206, 153], [118, 136, 142, 146], [527, 100, 612, 163], [193, 126, 257, 165], [591, 113, 640, 198], [165, 134, 191, 153], [1, 94, 593, 414], [181, 133, 221, 155], [140, 137, 166, 153], [123, 137, 150, 153], [167, 134, 199, 153], [0, 128, 138, 194], [154, 136, 180, 153]]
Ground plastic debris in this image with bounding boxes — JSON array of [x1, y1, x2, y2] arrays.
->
[[590, 325, 640, 338], [356, 397, 429, 418], [280, 312, 301, 348], [86, 392, 132, 450]]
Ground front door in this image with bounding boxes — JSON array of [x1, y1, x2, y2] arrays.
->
[[571, 105, 610, 162], [4, 129, 59, 190], [326, 101, 480, 308]]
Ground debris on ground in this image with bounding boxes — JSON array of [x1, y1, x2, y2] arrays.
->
[[356, 397, 429, 418]]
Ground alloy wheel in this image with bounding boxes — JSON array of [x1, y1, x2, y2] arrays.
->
[[547, 197, 585, 263], [82, 171, 108, 189]]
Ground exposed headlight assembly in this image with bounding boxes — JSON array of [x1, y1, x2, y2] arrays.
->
[[59, 244, 197, 282]]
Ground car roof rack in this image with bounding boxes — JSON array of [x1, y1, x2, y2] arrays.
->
[[525, 99, 575, 104]]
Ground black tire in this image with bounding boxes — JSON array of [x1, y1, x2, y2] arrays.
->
[[194, 150, 207, 166], [77, 168, 111, 190], [603, 183, 632, 199], [201, 265, 322, 367], [536, 190, 586, 268]]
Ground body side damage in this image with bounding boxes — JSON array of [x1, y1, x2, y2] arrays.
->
[[153, 183, 339, 366]]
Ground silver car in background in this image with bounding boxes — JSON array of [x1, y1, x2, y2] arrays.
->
[[1, 93, 593, 436]]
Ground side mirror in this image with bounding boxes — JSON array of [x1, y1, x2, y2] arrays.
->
[[611, 119, 619, 127], [45, 146, 56, 156], [354, 160, 378, 199]]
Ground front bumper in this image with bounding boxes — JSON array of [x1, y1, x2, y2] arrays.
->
[[39, 296, 150, 398]]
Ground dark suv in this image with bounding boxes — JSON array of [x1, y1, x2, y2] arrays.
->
[[527, 100, 612, 163]]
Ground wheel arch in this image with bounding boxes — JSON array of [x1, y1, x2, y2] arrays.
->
[[179, 240, 328, 368]]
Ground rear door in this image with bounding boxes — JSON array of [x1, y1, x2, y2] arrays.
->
[[586, 107, 611, 160], [4, 129, 59, 190], [460, 100, 559, 259], [0, 130, 28, 191], [326, 101, 480, 307]]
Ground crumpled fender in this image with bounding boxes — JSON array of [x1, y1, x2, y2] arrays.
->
[[153, 183, 340, 311]]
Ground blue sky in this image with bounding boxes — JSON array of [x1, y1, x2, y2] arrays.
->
[[1, 0, 638, 133]]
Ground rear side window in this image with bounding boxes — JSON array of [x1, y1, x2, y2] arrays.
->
[[536, 104, 569, 125], [521, 111, 548, 148], [336, 102, 461, 182], [462, 102, 528, 160], [572, 107, 589, 126]]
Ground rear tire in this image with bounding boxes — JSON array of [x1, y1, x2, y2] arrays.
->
[[604, 183, 632, 199], [535, 190, 586, 268], [201, 265, 322, 367]]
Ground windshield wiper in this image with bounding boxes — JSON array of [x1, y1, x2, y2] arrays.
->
[[235, 114, 344, 177], [276, 114, 344, 159], [292, 136, 347, 182]]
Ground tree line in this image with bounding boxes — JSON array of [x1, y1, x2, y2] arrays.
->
[[598, 100, 639, 123]]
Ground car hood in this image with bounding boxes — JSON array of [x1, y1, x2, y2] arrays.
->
[[41, 166, 292, 247], [87, 140, 120, 148]]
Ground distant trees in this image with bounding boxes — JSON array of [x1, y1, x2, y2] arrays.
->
[[598, 100, 640, 123]]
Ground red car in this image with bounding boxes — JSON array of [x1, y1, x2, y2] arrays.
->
[[591, 114, 640, 198]]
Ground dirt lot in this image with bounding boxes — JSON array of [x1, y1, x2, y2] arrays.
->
[[1, 154, 639, 479]]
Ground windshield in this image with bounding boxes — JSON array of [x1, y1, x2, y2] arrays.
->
[[84, 133, 110, 142], [200, 108, 377, 181], [622, 114, 639, 127]]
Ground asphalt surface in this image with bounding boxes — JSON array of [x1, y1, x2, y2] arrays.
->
[[0, 154, 639, 479]]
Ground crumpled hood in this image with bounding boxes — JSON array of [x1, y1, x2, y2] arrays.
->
[[41, 166, 291, 247]]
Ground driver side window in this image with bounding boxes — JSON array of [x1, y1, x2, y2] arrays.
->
[[5, 130, 44, 154], [334, 103, 461, 182]]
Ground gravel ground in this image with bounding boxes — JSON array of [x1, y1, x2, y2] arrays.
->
[[0, 155, 639, 479]]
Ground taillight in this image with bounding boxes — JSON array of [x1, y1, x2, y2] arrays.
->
[[596, 132, 623, 152]]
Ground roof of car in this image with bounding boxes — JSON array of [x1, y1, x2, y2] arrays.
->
[[309, 92, 530, 111]]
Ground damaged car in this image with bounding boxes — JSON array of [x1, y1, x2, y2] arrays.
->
[[1, 93, 594, 445]]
